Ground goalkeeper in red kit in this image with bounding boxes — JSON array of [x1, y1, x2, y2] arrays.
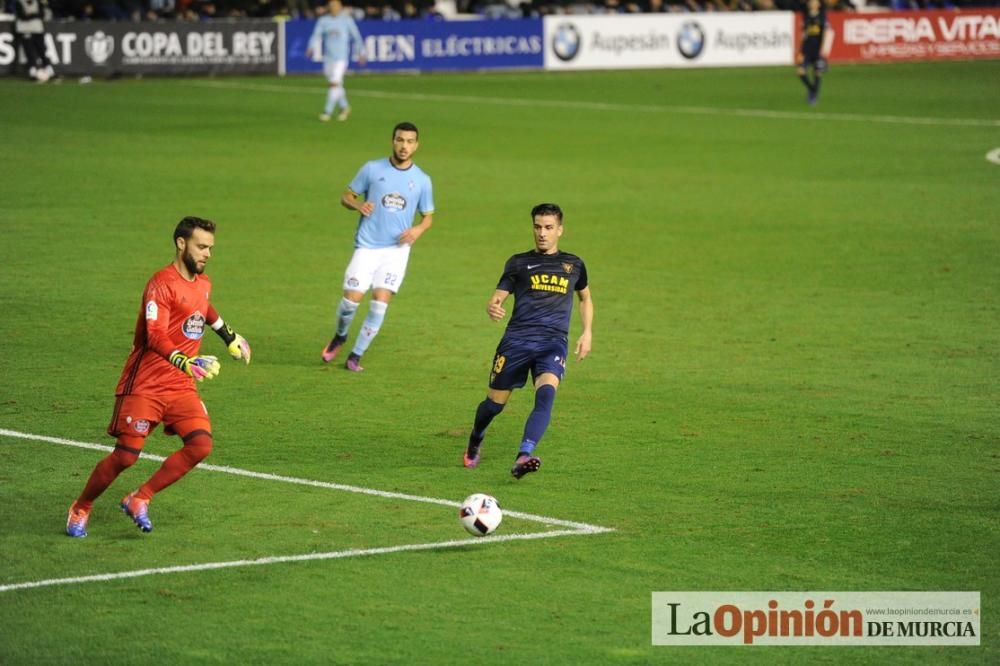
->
[[66, 217, 252, 537]]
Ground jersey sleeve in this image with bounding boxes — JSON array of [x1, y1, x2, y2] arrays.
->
[[348, 162, 371, 197], [206, 303, 221, 326], [143, 277, 179, 360], [575, 260, 588, 291], [418, 174, 434, 215], [349, 18, 363, 51], [309, 17, 324, 47], [496, 256, 517, 293]]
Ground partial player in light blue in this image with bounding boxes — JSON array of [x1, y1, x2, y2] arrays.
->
[[308, 0, 363, 64], [348, 159, 434, 249], [305, 0, 366, 121], [322, 122, 435, 372]]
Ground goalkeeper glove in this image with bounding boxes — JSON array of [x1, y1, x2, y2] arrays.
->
[[227, 334, 251, 365], [214, 320, 252, 365], [169, 351, 221, 382]]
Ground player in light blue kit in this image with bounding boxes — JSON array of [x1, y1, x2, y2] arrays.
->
[[322, 122, 435, 372], [306, 0, 366, 122]]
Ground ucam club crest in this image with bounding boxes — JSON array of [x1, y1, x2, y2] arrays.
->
[[85, 31, 115, 65]]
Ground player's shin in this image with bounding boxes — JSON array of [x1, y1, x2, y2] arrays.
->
[[472, 398, 505, 443], [76, 439, 142, 504], [519, 384, 557, 456], [352, 300, 387, 356], [336, 297, 360, 337], [139, 432, 213, 497], [466, 397, 504, 467], [325, 86, 342, 115]]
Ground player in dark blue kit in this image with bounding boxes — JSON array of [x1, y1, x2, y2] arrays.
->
[[797, 0, 833, 106], [463, 203, 594, 479]]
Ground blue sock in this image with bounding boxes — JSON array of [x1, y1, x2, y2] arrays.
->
[[471, 398, 505, 444], [519, 384, 556, 457], [351, 300, 387, 356]]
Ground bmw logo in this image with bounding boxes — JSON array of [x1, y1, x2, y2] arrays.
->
[[552, 23, 581, 62], [676, 21, 705, 60]]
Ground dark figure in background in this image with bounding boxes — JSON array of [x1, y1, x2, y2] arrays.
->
[[797, 0, 833, 105], [13, 0, 54, 82]]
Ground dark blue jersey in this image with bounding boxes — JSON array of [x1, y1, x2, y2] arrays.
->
[[801, 9, 827, 59], [497, 250, 588, 341]]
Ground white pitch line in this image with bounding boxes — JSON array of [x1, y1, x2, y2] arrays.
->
[[0, 428, 613, 593], [0, 529, 597, 594], [0, 428, 607, 532], [185, 79, 1000, 128]]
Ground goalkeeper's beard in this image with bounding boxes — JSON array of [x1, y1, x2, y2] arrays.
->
[[182, 251, 205, 275]]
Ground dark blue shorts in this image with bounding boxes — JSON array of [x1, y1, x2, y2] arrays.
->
[[489, 336, 568, 390], [801, 50, 827, 72]]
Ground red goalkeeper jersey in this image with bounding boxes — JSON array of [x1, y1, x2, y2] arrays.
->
[[115, 263, 219, 396]]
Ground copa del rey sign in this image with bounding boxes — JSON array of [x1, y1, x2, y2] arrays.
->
[[0, 20, 279, 75], [826, 9, 1000, 62]]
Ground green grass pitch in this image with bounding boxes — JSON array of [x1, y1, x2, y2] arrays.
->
[[0, 60, 997, 664]]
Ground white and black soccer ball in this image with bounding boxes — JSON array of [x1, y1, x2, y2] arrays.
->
[[459, 493, 502, 537]]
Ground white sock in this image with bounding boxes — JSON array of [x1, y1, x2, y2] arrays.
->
[[352, 300, 388, 356], [336, 297, 360, 337], [324, 86, 342, 115]]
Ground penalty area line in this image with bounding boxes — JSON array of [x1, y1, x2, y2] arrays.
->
[[0, 529, 599, 594], [0, 428, 614, 593], [0, 428, 610, 532]]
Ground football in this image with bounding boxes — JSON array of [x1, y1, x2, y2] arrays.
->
[[459, 493, 503, 536]]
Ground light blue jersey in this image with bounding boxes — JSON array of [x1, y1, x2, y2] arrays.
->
[[310, 12, 363, 63], [349, 158, 435, 249]]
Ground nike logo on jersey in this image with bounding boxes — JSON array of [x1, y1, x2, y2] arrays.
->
[[527, 264, 541, 269]]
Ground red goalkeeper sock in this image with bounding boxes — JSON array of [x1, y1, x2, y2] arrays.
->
[[137, 432, 213, 499], [76, 440, 142, 505]]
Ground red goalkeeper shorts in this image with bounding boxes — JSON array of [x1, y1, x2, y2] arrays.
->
[[107, 391, 211, 441]]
